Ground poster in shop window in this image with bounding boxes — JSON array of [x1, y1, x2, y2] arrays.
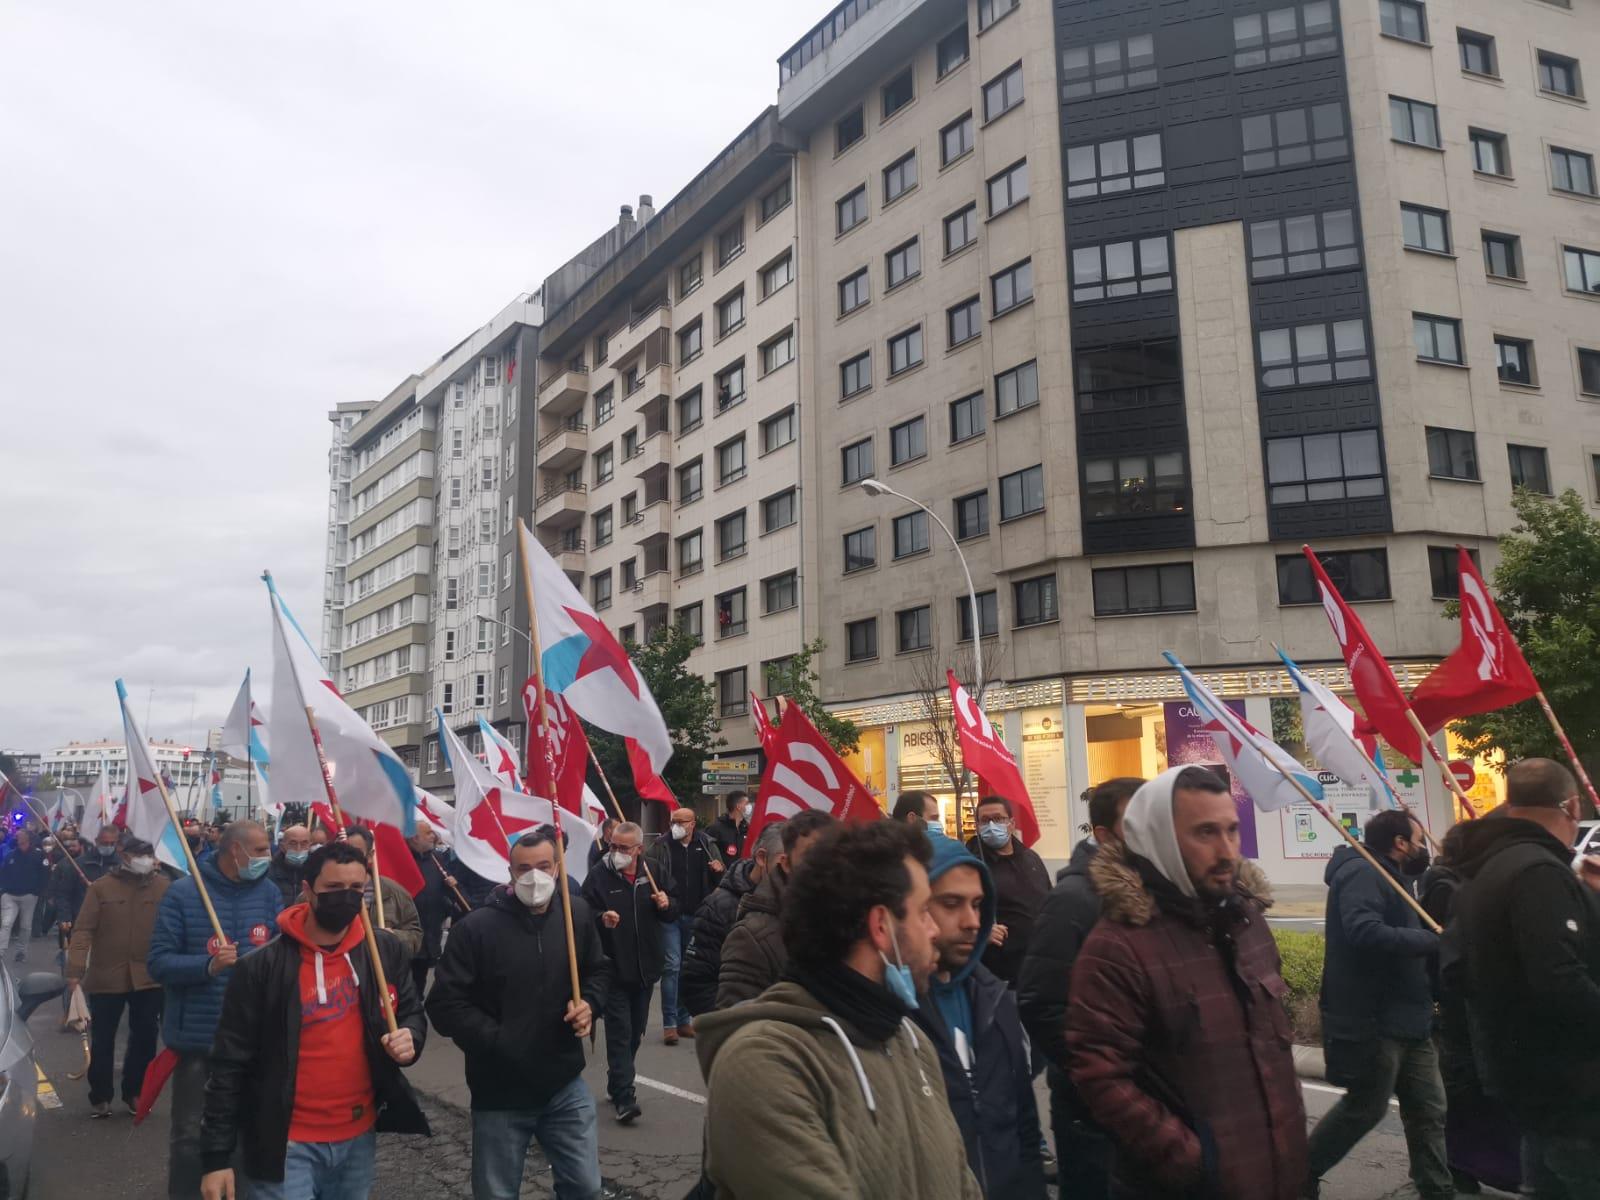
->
[[1163, 699, 1259, 859]]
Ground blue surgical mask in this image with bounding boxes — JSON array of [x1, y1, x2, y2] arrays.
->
[[285, 849, 310, 867], [879, 921, 919, 1010], [241, 854, 272, 881], [978, 822, 1010, 849], [925, 820, 944, 837]]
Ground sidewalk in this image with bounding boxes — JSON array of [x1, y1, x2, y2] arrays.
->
[[1274, 883, 1327, 919]]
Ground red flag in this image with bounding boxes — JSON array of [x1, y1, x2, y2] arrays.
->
[[311, 801, 340, 835], [134, 1046, 180, 1125], [744, 704, 879, 857], [522, 675, 591, 815], [1302, 546, 1423, 763], [750, 692, 776, 754], [948, 671, 1042, 847], [627, 738, 675, 808], [1409, 547, 1540, 732], [371, 822, 427, 898]]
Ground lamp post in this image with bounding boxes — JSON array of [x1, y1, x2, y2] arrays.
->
[[858, 478, 986, 707]]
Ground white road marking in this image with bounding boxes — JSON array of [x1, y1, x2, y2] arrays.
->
[[1301, 1080, 1398, 1108], [636, 1075, 706, 1104]]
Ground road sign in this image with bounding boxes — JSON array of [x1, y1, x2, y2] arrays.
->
[[701, 771, 755, 784], [1448, 759, 1476, 791], [702, 757, 760, 774]]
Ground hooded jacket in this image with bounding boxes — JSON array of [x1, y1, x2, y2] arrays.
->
[[695, 979, 983, 1200], [1319, 844, 1437, 1053], [580, 857, 678, 988], [1067, 840, 1306, 1200], [715, 863, 788, 1009], [65, 867, 170, 993], [199, 905, 429, 1182], [1447, 813, 1600, 1136], [680, 857, 759, 1018], [915, 834, 1046, 1200], [426, 883, 612, 1111], [1017, 838, 1102, 1115]]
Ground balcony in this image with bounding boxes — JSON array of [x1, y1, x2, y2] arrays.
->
[[633, 429, 673, 475], [535, 483, 587, 529], [624, 362, 672, 409], [629, 499, 672, 542], [631, 569, 672, 610], [538, 366, 589, 416], [611, 303, 671, 366], [542, 535, 586, 573], [536, 422, 588, 470]]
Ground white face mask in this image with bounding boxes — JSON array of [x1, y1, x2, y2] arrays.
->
[[671, 823, 690, 841], [513, 868, 556, 909], [609, 849, 636, 871], [125, 855, 156, 877]]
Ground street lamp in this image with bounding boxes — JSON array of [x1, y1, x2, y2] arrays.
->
[[858, 478, 987, 706]]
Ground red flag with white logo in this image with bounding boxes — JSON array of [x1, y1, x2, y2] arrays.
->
[[948, 671, 1041, 847], [522, 675, 592, 815], [750, 692, 776, 754], [1408, 547, 1539, 733], [743, 703, 879, 857]]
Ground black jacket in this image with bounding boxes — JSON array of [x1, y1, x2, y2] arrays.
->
[[426, 885, 611, 1111], [915, 963, 1047, 1199], [1319, 845, 1437, 1052], [266, 853, 303, 908], [704, 814, 747, 862], [580, 860, 678, 989], [0, 844, 48, 896], [199, 925, 429, 1182], [1017, 839, 1102, 1114], [680, 859, 758, 1018], [51, 853, 112, 924], [646, 830, 723, 915], [410, 849, 462, 961], [1449, 815, 1600, 1136], [966, 837, 1052, 984]]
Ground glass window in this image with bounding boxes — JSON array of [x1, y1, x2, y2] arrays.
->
[[760, 328, 795, 375], [944, 203, 979, 254], [591, 570, 612, 610], [1258, 319, 1370, 387], [842, 438, 874, 485], [593, 446, 613, 485], [890, 416, 926, 466], [1578, 349, 1600, 397], [1508, 444, 1552, 494], [1378, 0, 1426, 42], [593, 384, 614, 427], [1552, 147, 1598, 196], [1458, 29, 1496, 76], [717, 289, 745, 337], [1093, 564, 1197, 616], [941, 112, 974, 166], [1496, 336, 1535, 386], [760, 176, 792, 223], [1538, 51, 1582, 99], [1065, 134, 1164, 198], [948, 295, 981, 346], [836, 107, 865, 154], [678, 321, 702, 365], [1084, 451, 1189, 517], [678, 256, 702, 298], [999, 465, 1045, 519], [717, 436, 746, 484], [1075, 339, 1182, 411], [1242, 102, 1348, 171], [1277, 549, 1390, 604], [992, 259, 1034, 315], [1426, 427, 1479, 480], [957, 591, 999, 641], [677, 529, 704, 574], [937, 24, 970, 77], [881, 69, 914, 120], [1233, 2, 1339, 69], [1061, 34, 1156, 97], [762, 489, 797, 532], [677, 458, 703, 503], [841, 351, 872, 399], [987, 159, 1029, 215], [1470, 129, 1510, 176], [1248, 209, 1358, 278], [717, 510, 747, 561], [716, 588, 747, 638], [886, 238, 921, 287], [1563, 245, 1600, 294], [716, 222, 744, 267], [1483, 232, 1522, 280], [717, 669, 748, 717], [837, 185, 869, 233], [996, 360, 1039, 416], [893, 606, 931, 653], [593, 507, 613, 548], [677, 387, 703, 433], [1389, 96, 1440, 148], [676, 603, 703, 642], [844, 527, 876, 573], [983, 61, 1025, 120], [883, 151, 918, 203], [715, 361, 746, 411], [954, 490, 989, 539], [1414, 314, 1464, 364], [761, 253, 793, 298], [839, 266, 870, 315], [950, 393, 985, 442], [846, 618, 878, 662], [764, 571, 798, 614], [1071, 237, 1171, 301], [1429, 546, 1482, 599], [1014, 576, 1059, 626], [1266, 429, 1385, 503], [893, 511, 929, 558], [761, 408, 796, 454], [888, 326, 924, 375], [978, 0, 1018, 30], [1401, 203, 1451, 253]]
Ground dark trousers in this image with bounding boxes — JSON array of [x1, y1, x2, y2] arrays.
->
[[86, 989, 162, 1106], [169, 1050, 211, 1198], [602, 982, 652, 1105], [410, 957, 433, 1001], [1051, 1098, 1111, 1198], [1524, 1132, 1600, 1200]]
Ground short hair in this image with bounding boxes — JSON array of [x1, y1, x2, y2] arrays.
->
[[891, 792, 935, 822], [597, 818, 618, 843], [1364, 808, 1420, 852], [512, 825, 565, 854], [120, 837, 154, 857], [754, 822, 786, 860], [781, 821, 932, 973], [1506, 757, 1577, 810], [217, 820, 265, 855], [1090, 778, 1144, 831], [975, 795, 1012, 819], [341, 826, 372, 851], [611, 821, 643, 844], [303, 840, 368, 886], [726, 791, 749, 813], [1173, 766, 1229, 794], [781, 809, 835, 855]]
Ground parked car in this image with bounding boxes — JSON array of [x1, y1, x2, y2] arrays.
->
[[0, 964, 66, 1198]]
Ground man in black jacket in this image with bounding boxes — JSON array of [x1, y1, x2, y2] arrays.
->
[[704, 792, 750, 862], [198, 840, 427, 1200], [407, 824, 462, 997], [965, 796, 1051, 984], [266, 823, 311, 907], [1306, 808, 1447, 1199], [1017, 776, 1141, 1198], [646, 806, 722, 1044], [0, 829, 48, 963], [1449, 758, 1600, 1198], [679, 822, 779, 1018], [582, 821, 676, 1122], [427, 826, 611, 1200]]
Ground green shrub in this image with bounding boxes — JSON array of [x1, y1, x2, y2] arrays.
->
[[1272, 928, 1325, 1044]]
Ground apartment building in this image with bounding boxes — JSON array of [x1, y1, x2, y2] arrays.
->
[[321, 401, 372, 679], [534, 113, 807, 761]]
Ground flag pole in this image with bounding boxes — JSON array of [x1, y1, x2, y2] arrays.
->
[[429, 850, 473, 911], [370, 833, 389, 930], [17, 792, 92, 889], [516, 519, 583, 1008], [1535, 691, 1600, 811], [1403, 710, 1480, 819], [584, 741, 665, 901]]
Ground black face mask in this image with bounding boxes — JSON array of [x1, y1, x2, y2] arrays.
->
[[1402, 846, 1431, 876], [311, 889, 364, 933]]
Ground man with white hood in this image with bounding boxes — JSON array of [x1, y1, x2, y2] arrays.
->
[[1066, 766, 1307, 1199]]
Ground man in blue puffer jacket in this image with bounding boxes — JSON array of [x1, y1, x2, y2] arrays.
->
[[149, 820, 282, 1198], [913, 832, 1046, 1199]]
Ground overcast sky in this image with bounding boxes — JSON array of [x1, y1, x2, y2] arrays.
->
[[0, 0, 820, 754]]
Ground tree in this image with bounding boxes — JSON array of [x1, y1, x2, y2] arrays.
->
[[764, 638, 860, 754], [1451, 489, 1600, 804], [907, 650, 970, 806], [587, 624, 724, 819]]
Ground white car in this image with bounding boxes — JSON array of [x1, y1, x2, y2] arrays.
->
[[0, 964, 67, 1199]]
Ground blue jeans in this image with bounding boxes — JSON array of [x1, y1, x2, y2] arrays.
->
[[659, 914, 694, 1029], [470, 1077, 602, 1200], [248, 1130, 376, 1199]]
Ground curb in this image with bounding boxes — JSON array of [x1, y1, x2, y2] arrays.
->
[[1293, 1043, 1326, 1082]]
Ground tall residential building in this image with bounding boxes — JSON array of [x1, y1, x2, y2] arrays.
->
[[321, 400, 372, 679]]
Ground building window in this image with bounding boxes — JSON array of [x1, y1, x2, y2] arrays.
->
[[1084, 452, 1187, 517], [896, 606, 932, 653], [1248, 209, 1358, 278], [978, 0, 1018, 30], [944, 203, 979, 255], [624, 364, 644, 396], [839, 267, 870, 315], [1480, 231, 1522, 280], [762, 488, 797, 532], [947, 295, 981, 347], [954, 490, 989, 539], [844, 526, 876, 573], [441, 683, 454, 714], [677, 458, 703, 504], [1429, 546, 1481, 599], [841, 351, 873, 399], [677, 529, 703, 575], [846, 617, 878, 662], [621, 492, 638, 524], [593, 446, 613, 485], [1496, 336, 1535, 386], [893, 511, 929, 558], [717, 669, 749, 718], [1093, 564, 1197, 616], [836, 106, 865, 154], [1390, 96, 1440, 148], [715, 361, 746, 412], [950, 392, 985, 443], [1014, 576, 1059, 626], [995, 359, 1039, 417], [1414, 314, 1464, 364], [1426, 427, 1480, 480], [885, 238, 921, 288], [983, 61, 1026, 120], [999, 465, 1045, 520], [451, 428, 465, 458], [482, 355, 500, 386], [837, 185, 868, 234], [1470, 129, 1510, 176], [890, 416, 927, 466], [676, 603, 703, 642], [764, 571, 798, 614], [593, 508, 613, 548], [620, 558, 637, 591], [1278, 549, 1390, 605], [443, 630, 457, 662], [761, 253, 794, 298], [1233, 2, 1338, 69], [717, 510, 747, 561], [760, 176, 792, 223], [883, 151, 918, 203], [1581, 349, 1600, 397], [986, 159, 1029, 216], [448, 478, 462, 508], [941, 112, 974, 166], [1378, 0, 1426, 42], [1552, 147, 1598, 196], [678, 321, 703, 365], [1400, 203, 1451, 254], [1563, 245, 1600, 294], [716, 588, 747, 638], [717, 436, 746, 485], [1538, 51, 1583, 99], [1509, 444, 1552, 494], [716, 222, 744, 267], [1266, 429, 1384, 504], [760, 328, 796, 376], [957, 591, 999, 641], [1458, 29, 1496, 76], [677, 387, 703, 434], [593, 385, 614, 427], [1071, 239, 1169, 302], [716, 289, 745, 337], [937, 23, 970, 77], [888, 326, 924, 375], [1075, 339, 1181, 412], [591, 570, 613, 610], [679, 255, 703, 298], [761, 408, 796, 454], [842, 438, 874, 485], [992, 259, 1034, 315], [1242, 103, 1348, 171], [881, 68, 914, 121], [1061, 35, 1154, 98], [1258, 320, 1370, 387], [1065, 134, 1163, 198]]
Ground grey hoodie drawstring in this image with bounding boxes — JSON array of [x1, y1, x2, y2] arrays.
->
[[899, 1018, 936, 1099], [820, 1017, 877, 1116], [312, 950, 358, 1006]]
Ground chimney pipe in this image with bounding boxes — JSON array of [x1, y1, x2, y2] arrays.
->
[[637, 194, 655, 225]]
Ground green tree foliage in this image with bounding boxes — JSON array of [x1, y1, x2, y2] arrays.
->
[[763, 638, 860, 754]]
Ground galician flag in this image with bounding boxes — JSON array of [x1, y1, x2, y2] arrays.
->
[[116, 679, 189, 873], [516, 521, 672, 774], [1277, 649, 1398, 810], [80, 761, 115, 843], [221, 670, 271, 780], [264, 572, 417, 833]]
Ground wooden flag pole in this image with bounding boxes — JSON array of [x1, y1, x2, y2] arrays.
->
[[1404, 710, 1480, 819], [515, 519, 583, 1008], [20, 795, 92, 889], [156, 767, 228, 945], [1536, 691, 1600, 812], [584, 741, 665, 901], [429, 851, 473, 911], [370, 835, 389, 930]]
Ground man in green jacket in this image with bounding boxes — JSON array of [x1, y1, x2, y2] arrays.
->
[[696, 820, 982, 1200]]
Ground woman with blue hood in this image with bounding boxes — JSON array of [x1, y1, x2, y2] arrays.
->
[[913, 832, 1047, 1199]]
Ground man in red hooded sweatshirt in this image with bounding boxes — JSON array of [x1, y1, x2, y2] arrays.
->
[[197, 839, 429, 1199]]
